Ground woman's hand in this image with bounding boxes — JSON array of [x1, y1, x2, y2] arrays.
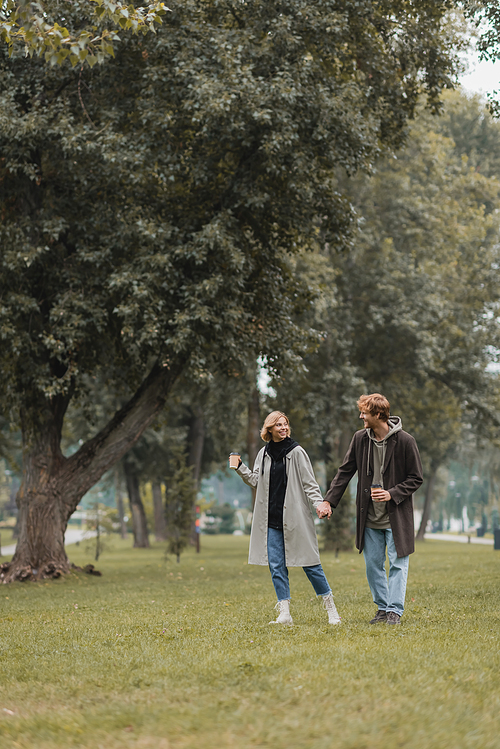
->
[[316, 501, 332, 519], [228, 453, 242, 469]]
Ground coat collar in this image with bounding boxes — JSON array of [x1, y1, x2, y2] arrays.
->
[[382, 434, 398, 472], [363, 429, 399, 473]]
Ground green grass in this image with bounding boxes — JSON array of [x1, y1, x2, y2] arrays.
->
[[0, 535, 499, 749], [0, 527, 17, 548]]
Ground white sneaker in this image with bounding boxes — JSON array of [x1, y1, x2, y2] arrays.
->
[[322, 593, 341, 624], [269, 599, 293, 625]]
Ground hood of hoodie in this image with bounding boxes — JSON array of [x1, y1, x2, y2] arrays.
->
[[366, 416, 402, 476], [367, 416, 402, 444]]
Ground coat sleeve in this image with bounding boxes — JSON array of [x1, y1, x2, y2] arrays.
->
[[236, 449, 263, 489], [387, 436, 423, 504], [297, 449, 323, 508], [324, 434, 359, 508]]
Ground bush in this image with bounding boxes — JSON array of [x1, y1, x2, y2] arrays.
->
[[203, 504, 236, 535]]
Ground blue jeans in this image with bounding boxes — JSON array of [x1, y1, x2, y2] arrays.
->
[[267, 527, 331, 601], [363, 527, 409, 617]]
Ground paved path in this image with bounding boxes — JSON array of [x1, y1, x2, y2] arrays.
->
[[0, 528, 94, 559], [423, 532, 494, 546]]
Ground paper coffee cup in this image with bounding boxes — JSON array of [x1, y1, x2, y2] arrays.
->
[[229, 452, 240, 469]]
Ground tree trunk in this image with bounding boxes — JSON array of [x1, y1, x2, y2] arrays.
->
[[416, 465, 438, 540], [115, 470, 128, 540], [123, 461, 150, 548], [187, 406, 205, 487], [247, 386, 260, 509], [164, 482, 175, 543], [2, 358, 184, 583], [8, 478, 20, 539], [187, 406, 204, 551], [152, 481, 167, 542], [94, 502, 102, 561], [3, 395, 73, 581]]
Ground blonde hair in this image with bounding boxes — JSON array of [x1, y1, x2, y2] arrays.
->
[[260, 411, 290, 442]]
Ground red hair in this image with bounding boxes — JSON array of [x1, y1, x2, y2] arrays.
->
[[357, 394, 390, 422]]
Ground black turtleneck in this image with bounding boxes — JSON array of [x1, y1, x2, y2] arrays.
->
[[266, 436, 298, 530]]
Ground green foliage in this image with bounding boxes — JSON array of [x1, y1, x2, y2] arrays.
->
[[269, 91, 500, 477], [0, 0, 462, 420], [343, 104, 500, 426], [0, 536, 499, 748], [0, 2, 471, 570], [464, 1, 500, 114], [394, 382, 462, 475], [0, 0, 465, 512], [165, 446, 196, 562], [435, 90, 500, 179], [0, 0, 168, 66]]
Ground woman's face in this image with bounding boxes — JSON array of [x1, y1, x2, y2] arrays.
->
[[269, 418, 289, 442]]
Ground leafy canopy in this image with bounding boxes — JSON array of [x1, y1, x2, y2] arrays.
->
[[269, 92, 500, 467], [0, 1, 461, 432], [0, 0, 169, 66]]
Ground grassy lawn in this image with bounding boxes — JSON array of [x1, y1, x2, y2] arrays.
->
[[0, 534, 499, 749], [0, 527, 17, 549]]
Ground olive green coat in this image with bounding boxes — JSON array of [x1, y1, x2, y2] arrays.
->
[[237, 445, 323, 567]]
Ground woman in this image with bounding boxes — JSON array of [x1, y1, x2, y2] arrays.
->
[[232, 411, 341, 625]]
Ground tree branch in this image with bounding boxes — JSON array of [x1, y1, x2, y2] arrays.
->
[[61, 354, 188, 512]]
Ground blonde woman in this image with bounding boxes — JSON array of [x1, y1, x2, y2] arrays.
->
[[232, 411, 341, 625]]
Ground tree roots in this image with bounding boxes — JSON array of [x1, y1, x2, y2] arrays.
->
[[0, 561, 102, 582]]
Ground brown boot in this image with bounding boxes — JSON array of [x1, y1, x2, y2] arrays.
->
[[386, 611, 401, 625], [369, 610, 387, 624]]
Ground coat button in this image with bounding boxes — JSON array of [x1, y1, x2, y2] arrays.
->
[[360, 508, 364, 512], [364, 488, 368, 493]]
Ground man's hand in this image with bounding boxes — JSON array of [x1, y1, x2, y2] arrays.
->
[[316, 501, 332, 519], [371, 488, 391, 502]]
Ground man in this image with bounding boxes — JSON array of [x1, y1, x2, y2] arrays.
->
[[316, 393, 423, 625]]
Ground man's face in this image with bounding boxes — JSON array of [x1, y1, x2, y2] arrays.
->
[[359, 410, 380, 430]]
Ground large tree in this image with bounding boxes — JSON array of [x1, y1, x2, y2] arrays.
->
[[0, 1, 460, 581]]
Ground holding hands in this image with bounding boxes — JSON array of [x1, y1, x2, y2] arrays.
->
[[316, 501, 332, 520]]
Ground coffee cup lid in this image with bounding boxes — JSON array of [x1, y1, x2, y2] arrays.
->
[[230, 452, 240, 456]]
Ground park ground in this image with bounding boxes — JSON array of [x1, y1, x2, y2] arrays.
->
[[0, 535, 499, 749]]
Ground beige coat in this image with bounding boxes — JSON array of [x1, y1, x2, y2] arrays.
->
[[237, 445, 324, 567]]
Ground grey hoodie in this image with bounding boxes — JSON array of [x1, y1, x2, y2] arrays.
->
[[366, 416, 402, 529]]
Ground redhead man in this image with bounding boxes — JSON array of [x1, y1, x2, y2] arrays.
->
[[316, 394, 423, 625]]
